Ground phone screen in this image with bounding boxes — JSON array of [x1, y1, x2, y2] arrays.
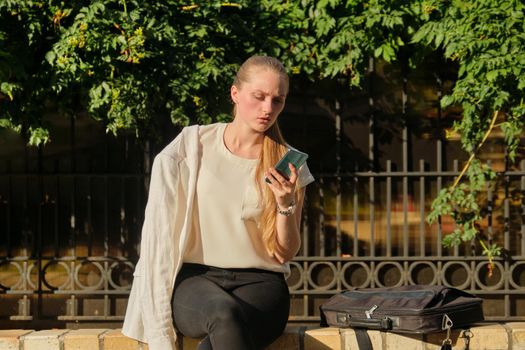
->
[[266, 149, 309, 182]]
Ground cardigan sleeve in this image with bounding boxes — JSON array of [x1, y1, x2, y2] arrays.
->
[[138, 152, 183, 350]]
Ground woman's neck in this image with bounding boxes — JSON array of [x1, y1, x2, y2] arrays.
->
[[223, 121, 264, 159]]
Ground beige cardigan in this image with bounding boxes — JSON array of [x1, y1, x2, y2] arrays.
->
[[122, 125, 200, 350]]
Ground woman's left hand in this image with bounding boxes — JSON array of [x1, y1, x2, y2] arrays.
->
[[265, 163, 297, 207]]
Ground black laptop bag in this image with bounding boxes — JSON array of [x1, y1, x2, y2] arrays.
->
[[320, 285, 484, 350]]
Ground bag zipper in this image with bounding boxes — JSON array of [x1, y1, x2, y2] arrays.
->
[[323, 299, 481, 316]]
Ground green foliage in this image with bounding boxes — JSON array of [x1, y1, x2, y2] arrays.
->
[[0, 0, 524, 260], [1, 0, 423, 141], [0, 0, 55, 145], [413, 0, 525, 155], [427, 160, 496, 240], [414, 0, 525, 262]]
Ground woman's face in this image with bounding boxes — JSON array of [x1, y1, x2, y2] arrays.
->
[[231, 68, 287, 133]]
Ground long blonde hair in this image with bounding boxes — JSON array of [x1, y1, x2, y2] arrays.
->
[[233, 56, 292, 256]]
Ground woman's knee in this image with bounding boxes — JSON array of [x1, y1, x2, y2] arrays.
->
[[205, 297, 245, 326]]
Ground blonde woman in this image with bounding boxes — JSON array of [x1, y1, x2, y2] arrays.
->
[[123, 56, 314, 350]]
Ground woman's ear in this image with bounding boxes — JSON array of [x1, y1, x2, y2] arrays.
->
[[230, 85, 239, 104]]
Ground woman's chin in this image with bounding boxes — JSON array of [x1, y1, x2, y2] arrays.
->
[[254, 119, 275, 131]]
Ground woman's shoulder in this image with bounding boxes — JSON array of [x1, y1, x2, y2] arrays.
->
[[198, 122, 225, 135], [158, 124, 202, 160], [198, 122, 227, 148], [157, 122, 225, 160]]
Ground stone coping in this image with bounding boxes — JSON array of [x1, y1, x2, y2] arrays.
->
[[0, 323, 523, 349]]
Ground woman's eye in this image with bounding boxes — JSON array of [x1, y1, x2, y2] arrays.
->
[[253, 94, 264, 100], [273, 98, 284, 105]]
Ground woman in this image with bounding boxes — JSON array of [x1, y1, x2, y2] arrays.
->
[[122, 56, 314, 350]]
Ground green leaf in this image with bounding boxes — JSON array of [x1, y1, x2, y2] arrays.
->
[[435, 32, 444, 47], [45, 51, 56, 64], [486, 70, 498, 82], [28, 127, 50, 146], [440, 94, 455, 108], [374, 46, 383, 58]]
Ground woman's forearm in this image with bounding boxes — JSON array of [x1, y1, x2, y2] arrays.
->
[[274, 188, 305, 263]]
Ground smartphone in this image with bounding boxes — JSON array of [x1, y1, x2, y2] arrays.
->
[[265, 148, 309, 183]]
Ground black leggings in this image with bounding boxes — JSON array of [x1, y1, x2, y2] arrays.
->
[[171, 263, 290, 350]]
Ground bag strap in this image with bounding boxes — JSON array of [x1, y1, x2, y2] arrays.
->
[[355, 328, 373, 350]]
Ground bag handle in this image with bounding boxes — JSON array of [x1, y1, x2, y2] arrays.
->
[[336, 312, 393, 330], [347, 317, 393, 331]]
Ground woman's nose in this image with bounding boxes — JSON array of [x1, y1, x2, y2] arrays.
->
[[262, 98, 273, 113]]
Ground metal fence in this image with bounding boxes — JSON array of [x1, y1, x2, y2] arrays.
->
[[290, 162, 525, 322], [2, 142, 524, 325], [0, 134, 148, 326], [1, 59, 524, 325]]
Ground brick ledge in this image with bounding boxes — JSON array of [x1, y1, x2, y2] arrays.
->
[[1, 322, 524, 349]]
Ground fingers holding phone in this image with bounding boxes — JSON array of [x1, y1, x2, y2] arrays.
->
[[266, 162, 297, 185], [265, 163, 297, 206], [264, 148, 308, 206], [264, 148, 308, 184]]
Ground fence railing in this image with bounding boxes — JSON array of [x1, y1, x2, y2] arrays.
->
[[1, 161, 524, 323], [0, 172, 144, 323], [289, 161, 525, 322]]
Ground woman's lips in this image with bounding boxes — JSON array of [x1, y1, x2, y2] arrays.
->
[[257, 116, 271, 122]]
